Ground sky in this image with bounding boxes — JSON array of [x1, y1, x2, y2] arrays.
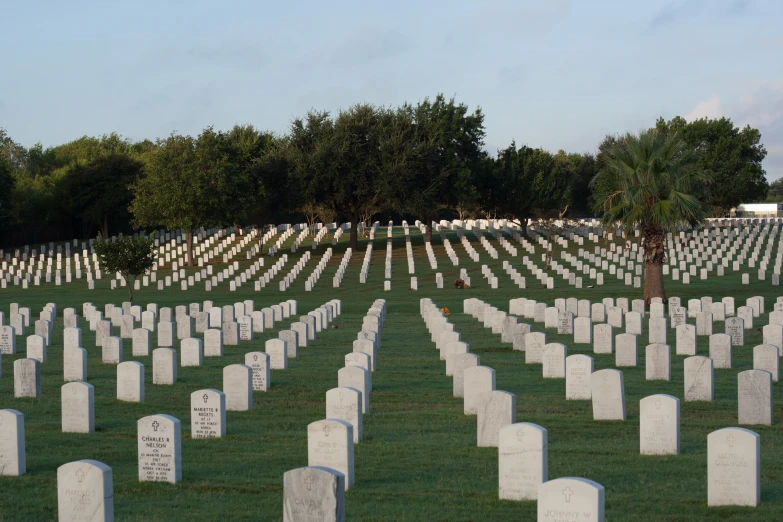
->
[[1, 0, 782, 179]]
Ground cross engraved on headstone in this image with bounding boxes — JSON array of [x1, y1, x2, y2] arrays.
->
[[304, 474, 315, 491], [655, 399, 661, 410], [323, 425, 331, 437], [253, 354, 258, 361], [339, 391, 344, 402], [202, 393, 209, 404], [563, 487, 573, 502], [727, 434, 736, 447], [152, 420, 160, 431], [516, 429, 525, 442], [76, 469, 85, 482]]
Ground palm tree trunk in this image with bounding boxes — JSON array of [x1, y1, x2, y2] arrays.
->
[[642, 224, 667, 305], [186, 230, 194, 267]]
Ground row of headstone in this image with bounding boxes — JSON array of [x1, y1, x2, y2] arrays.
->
[[281, 299, 387, 520]]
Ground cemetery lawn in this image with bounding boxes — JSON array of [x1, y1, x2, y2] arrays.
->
[[2, 228, 783, 521]]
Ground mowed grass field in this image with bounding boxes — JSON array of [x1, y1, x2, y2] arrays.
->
[[1, 226, 782, 521]]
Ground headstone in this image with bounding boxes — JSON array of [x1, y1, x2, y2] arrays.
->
[[625, 311, 642, 336], [266, 338, 288, 369], [684, 356, 714, 401], [615, 333, 637, 367], [498, 422, 547, 500], [326, 387, 363, 443], [338, 366, 371, 413], [524, 332, 546, 364], [0, 409, 25, 475], [130, 328, 150, 357], [157, 321, 174, 347], [477, 390, 516, 447], [450, 353, 480, 398], [649, 317, 667, 344], [565, 354, 593, 400], [675, 324, 696, 355], [204, 329, 223, 357], [591, 369, 625, 420], [61, 382, 94, 433], [753, 344, 779, 381], [709, 427, 761, 507], [57, 460, 114, 521], [280, 330, 299, 358], [738, 369, 773, 425], [307, 419, 354, 491], [180, 338, 203, 367], [245, 352, 270, 391], [137, 414, 182, 483], [725, 317, 745, 346], [0, 325, 16, 354], [14, 358, 40, 397], [152, 348, 176, 385], [639, 394, 679, 455], [537, 477, 605, 522], [190, 389, 226, 438], [223, 364, 253, 411], [464, 366, 496, 415], [102, 336, 123, 364], [26, 334, 46, 362], [709, 333, 732, 369], [117, 362, 144, 402], [646, 343, 671, 381], [283, 467, 345, 522], [63, 347, 87, 382], [542, 343, 566, 378]]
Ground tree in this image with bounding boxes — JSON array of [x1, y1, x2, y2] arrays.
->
[[130, 133, 215, 265], [298, 202, 320, 229], [287, 105, 408, 250], [0, 153, 14, 236], [213, 125, 271, 232], [58, 152, 143, 238], [391, 95, 486, 242], [767, 178, 783, 201], [531, 205, 577, 269], [557, 151, 599, 217], [486, 143, 572, 237], [655, 116, 768, 215], [317, 204, 338, 226], [93, 234, 155, 303], [591, 129, 711, 304]]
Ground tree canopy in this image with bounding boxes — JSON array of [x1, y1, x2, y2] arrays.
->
[[591, 128, 711, 302], [655, 116, 768, 215], [94, 233, 156, 303], [0, 100, 774, 250]]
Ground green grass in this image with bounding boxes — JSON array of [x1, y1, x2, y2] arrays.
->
[[1, 226, 782, 521]]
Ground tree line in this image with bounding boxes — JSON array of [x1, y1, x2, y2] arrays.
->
[[0, 94, 769, 253]]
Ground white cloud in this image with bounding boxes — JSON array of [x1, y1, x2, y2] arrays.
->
[[685, 94, 721, 121]]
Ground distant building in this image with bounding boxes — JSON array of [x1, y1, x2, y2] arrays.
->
[[732, 203, 783, 218]]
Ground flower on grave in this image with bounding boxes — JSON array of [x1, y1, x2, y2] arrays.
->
[[332, 323, 339, 329], [453, 278, 466, 289], [439, 307, 450, 315]]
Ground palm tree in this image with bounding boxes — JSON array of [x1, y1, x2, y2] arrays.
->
[[591, 129, 711, 304]]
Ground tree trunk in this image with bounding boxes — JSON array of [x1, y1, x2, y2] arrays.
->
[[186, 230, 194, 267], [102, 214, 109, 239], [350, 212, 358, 250], [520, 216, 529, 239], [642, 224, 667, 305], [233, 224, 240, 235], [126, 274, 134, 304], [425, 213, 432, 243]]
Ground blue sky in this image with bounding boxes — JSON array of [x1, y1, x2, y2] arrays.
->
[[2, 0, 782, 179]]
